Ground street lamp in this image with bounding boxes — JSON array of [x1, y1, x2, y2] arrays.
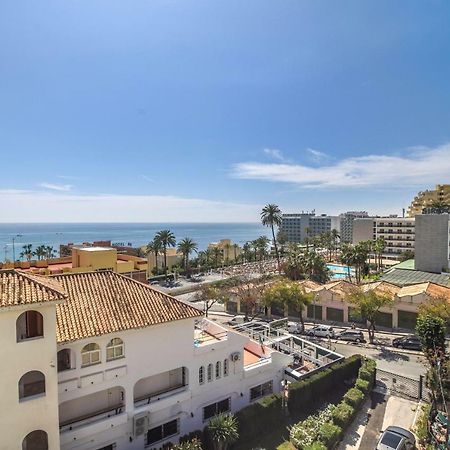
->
[[12, 234, 23, 263]]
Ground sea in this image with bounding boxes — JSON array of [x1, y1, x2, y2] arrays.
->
[[0, 223, 270, 262]]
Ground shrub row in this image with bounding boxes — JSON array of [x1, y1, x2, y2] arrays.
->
[[288, 357, 376, 449]]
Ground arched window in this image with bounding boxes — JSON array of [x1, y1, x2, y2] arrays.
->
[[207, 363, 213, 382], [215, 361, 221, 379], [19, 371, 45, 400], [81, 343, 101, 366], [223, 359, 229, 377], [57, 349, 73, 372], [198, 366, 204, 385], [106, 338, 124, 361], [22, 430, 48, 450], [16, 311, 43, 342]]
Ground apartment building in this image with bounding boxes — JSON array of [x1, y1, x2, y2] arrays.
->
[[280, 212, 340, 243], [407, 184, 450, 217], [374, 217, 415, 256], [0, 270, 291, 450], [339, 211, 369, 243]]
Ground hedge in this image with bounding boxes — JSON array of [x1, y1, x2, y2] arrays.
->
[[288, 355, 362, 415], [343, 388, 365, 409], [355, 378, 370, 394], [317, 422, 342, 448], [331, 402, 355, 429]]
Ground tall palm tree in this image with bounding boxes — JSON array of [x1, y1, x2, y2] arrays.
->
[[33, 245, 47, 261], [146, 238, 161, 273], [45, 246, 57, 259], [232, 243, 239, 262], [155, 230, 176, 279], [242, 242, 252, 263], [223, 242, 232, 265], [261, 204, 282, 273], [20, 244, 34, 262], [211, 247, 223, 268], [255, 235, 270, 261], [425, 200, 450, 214], [177, 237, 198, 272]]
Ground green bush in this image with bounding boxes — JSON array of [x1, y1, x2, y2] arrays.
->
[[304, 443, 327, 450], [331, 402, 355, 429], [317, 422, 342, 448], [343, 388, 364, 408], [288, 355, 362, 415], [355, 378, 370, 394]]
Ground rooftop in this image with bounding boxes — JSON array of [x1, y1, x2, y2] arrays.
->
[[75, 246, 115, 252], [52, 271, 202, 343], [380, 268, 450, 287]]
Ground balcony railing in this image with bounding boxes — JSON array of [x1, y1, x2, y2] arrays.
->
[[134, 384, 187, 407], [60, 403, 125, 432]]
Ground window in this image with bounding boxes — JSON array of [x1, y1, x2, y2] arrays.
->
[[146, 419, 179, 446], [22, 430, 48, 450], [19, 371, 45, 400], [16, 311, 44, 342], [203, 398, 231, 421], [223, 359, 229, 376], [215, 361, 221, 379], [81, 343, 101, 366], [106, 338, 124, 361], [250, 381, 273, 401], [207, 363, 213, 382], [199, 366, 205, 385], [57, 349, 73, 372]]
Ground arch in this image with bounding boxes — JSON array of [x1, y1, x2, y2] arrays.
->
[[106, 337, 124, 361], [57, 349, 74, 372], [207, 363, 213, 382], [16, 311, 44, 342], [22, 430, 48, 450], [198, 366, 204, 385], [215, 361, 222, 379], [81, 343, 101, 366], [223, 359, 229, 377], [19, 371, 45, 400]]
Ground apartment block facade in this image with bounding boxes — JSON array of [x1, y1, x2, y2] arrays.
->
[[339, 211, 369, 243], [407, 184, 450, 217], [280, 212, 340, 243]]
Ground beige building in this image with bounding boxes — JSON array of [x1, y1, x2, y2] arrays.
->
[[147, 247, 183, 275], [208, 239, 242, 262], [407, 184, 450, 217]]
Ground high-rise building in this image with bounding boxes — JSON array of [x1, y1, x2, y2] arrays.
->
[[339, 211, 369, 243], [407, 184, 450, 217], [280, 212, 340, 243]]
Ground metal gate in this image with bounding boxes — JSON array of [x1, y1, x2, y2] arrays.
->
[[375, 368, 426, 400]]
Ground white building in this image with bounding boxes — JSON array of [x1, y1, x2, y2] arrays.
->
[[0, 270, 291, 450]]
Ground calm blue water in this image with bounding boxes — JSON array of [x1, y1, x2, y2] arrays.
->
[[327, 263, 355, 280], [0, 223, 270, 262]]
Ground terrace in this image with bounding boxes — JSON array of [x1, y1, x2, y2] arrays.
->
[[194, 319, 228, 347]]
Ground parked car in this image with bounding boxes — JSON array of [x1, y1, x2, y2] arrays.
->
[[307, 325, 335, 338], [227, 315, 250, 326], [392, 335, 422, 351], [376, 426, 415, 450], [287, 321, 302, 334], [149, 280, 160, 285], [336, 330, 364, 343]]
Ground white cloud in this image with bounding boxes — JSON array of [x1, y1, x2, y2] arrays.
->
[[39, 182, 73, 191], [306, 148, 329, 162], [0, 191, 260, 222], [141, 175, 155, 183], [263, 148, 287, 162], [233, 143, 450, 189]]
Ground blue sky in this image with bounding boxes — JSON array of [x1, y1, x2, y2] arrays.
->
[[1, 0, 450, 222]]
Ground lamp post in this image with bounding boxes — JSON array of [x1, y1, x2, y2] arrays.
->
[[12, 234, 23, 263]]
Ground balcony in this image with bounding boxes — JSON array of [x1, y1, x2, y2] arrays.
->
[[134, 367, 188, 408], [194, 320, 228, 348]]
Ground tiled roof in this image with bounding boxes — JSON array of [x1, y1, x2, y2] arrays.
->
[[362, 281, 401, 296], [53, 271, 202, 343], [380, 268, 450, 287], [297, 280, 322, 291], [0, 269, 67, 308]]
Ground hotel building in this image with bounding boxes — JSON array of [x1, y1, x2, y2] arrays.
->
[[407, 184, 450, 217], [280, 212, 340, 243]]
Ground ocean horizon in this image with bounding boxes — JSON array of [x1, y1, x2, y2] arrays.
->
[[0, 222, 270, 262]]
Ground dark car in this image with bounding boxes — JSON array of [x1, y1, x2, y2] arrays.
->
[[376, 426, 415, 450], [336, 330, 364, 343], [392, 335, 421, 351]]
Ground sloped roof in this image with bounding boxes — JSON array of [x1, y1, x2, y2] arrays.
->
[[52, 271, 202, 343], [381, 268, 450, 287], [361, 281, 401, 297], [0, 269, 67, 308]]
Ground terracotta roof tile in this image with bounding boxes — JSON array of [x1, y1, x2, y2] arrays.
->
[[0, 269, 67, 307], [53, 271, 202, 343]]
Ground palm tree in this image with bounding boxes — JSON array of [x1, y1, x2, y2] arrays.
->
[[45, 246, 57, 259], [425, 200, 450, 214], [20, 244, 34, 262], [33, 245, 47, 261], [177, 237, 198, 272], [255, 236, 270, 261], [373, 237, 386, 271], [155, 230, 176, 279], [242, 242, 252, 263], [232, 243, 239, 262], [211, 247, 223, 268], [207, 413, 239, 450], [261, 204, 282, 273], [146, 238, 161, 273], [223, 242, 232, 265]]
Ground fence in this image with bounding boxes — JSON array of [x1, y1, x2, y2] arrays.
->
[[375, 368, 426, 401]]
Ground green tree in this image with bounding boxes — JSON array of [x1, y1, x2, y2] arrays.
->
[[263, 280, 314, 332], [303, 250, 330, 283], [425, 200, 450, 214], [283, 244, 306, 281], [177, 237, 198, 272], [232, 243, 239, 262], [194, 283, 227, 317], [347, 286, 394, 343], [45, 246, 57, 259], [155, 230, 176, 279], [211, 247, 223, 268], [242, 242, 252, 263], [146, 238, 161, 272], [261, 204, 283, 273], [416, 314, 446, 357], [172, 438, 203, 450], [372, 237, 386, 271], [254, 236, 270, 261], [399, 249, 415, 262], [33, 245, 47, 261], [223, 242, 232, 265], [20, 244, 34, 262], [207, 413, 239, 450]]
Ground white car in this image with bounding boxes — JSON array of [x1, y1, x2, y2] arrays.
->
[[307, 325, 335, 338], [287, 322, 302, 334]]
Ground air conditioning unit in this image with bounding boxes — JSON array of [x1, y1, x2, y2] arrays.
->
[[133, 412, 149, 437], [231, 352, 241, 362]]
